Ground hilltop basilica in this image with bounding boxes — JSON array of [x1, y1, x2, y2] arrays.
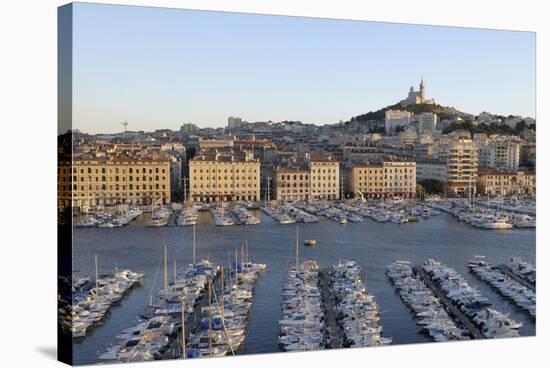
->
[[400, 77, 436, 106]]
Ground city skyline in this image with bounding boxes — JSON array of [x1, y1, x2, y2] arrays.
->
[[72, 3, 535, 134]]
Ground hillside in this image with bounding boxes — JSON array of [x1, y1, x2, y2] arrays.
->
[[349, 103, 472, 123]]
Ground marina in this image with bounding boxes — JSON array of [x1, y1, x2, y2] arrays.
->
[[60, 260, 144, 338], [70, 208, 535, 365], [327, 260, 391, 347], [421, 259, 522, 338], [185, 251, 267, 358], [428, 196, 536, 230], [468, 256, 536, 317], [387, 261, 470, 341], [75, 196, 536, 231], [97, 253, 220, 362], [502, 257, 536, 288], [279, 227, 326, 352]]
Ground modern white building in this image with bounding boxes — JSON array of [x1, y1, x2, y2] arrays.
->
[[476, 137, 521, 171], [438, 137, 478, 195], [385, 110, 412, 134], [491, 138, 521, 171], [417, 112, 438, 134], [227, 116, 246, 129], [398, 127, 418, 145]]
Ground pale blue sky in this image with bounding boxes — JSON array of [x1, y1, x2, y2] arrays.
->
[[71, 2, 536, 133]]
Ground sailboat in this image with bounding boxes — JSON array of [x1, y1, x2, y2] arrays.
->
[[147, 198, 170, 227]]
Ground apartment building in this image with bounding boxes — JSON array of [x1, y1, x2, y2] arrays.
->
[[382, 161, 417, 197], [477, 170, 536, 195], [274, 163, 310, 201], [307, 153, 340, 200], [417, 112, 438, 134], [346, 159, 416, 198], [385, 110, 412, 134], [346, 163, 384, 198], [189, 150, 260, 203], [439, 137, 478, 195], [58, 157, 171, 211]]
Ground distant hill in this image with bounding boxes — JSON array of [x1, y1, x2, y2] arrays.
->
[[349, 103, 472, 123]]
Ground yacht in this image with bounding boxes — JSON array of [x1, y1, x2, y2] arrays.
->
[[478, 217, 513, 230]]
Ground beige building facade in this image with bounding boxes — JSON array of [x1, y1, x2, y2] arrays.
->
[[189, 150, 260, 202], [58, 158, 171, 211], [274, 166, 310, 202], [308, 154, 340, 200], [346, 160, 416, 198], [477, 170, 536, 195], [346, 164, 384, 197], [272, 154, 340, 202]]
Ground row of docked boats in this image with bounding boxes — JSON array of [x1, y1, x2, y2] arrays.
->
[[261, 205, 296, 224], [210, 206, 236, 226], [327, 260, 391, 347], [279, 260, 326, 352], [177, 206, 199, 226], [468, 256, 536, 317], [341, 202, 434, 224], [507, 257, 536, 286], [230, 204, 261, 225], [284, 205, 320, 223], [186, 257, 266, 358], [386, 261, 470, 341], [146, 206, 172, 227], [61, 257, 144, 338], [208, 203, 259, 226], [429, 200, 535, 229], [476, 195, 536, 216], [422, 259, 522, 338], [297, 202, 360, 224], [76, 207, 143, 228], [98, 258, 220, 362], [457, 210, 514, 229]]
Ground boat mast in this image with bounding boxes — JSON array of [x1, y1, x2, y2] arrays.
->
[[235, 248, 238, 286], [95, 253, 99, 302], [295, 225, 299, 272], [241, 244, 244, 273], [181, 301, 186, 359], [220, 266, 225, 318], [245, 240, 249, 265], [173, 258, 177, 284], [227, 250, 232, 286], [192, 224, 196, 266], [208, 280, 212, 351], [163, 243, 168, 300]]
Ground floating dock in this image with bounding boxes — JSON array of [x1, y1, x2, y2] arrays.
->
[[496, 265, 535, 291], [318, 269, 342, 348], [413, 266, 485, 339]]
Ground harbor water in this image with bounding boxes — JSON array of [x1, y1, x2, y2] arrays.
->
[[72, 211, 536, 365]]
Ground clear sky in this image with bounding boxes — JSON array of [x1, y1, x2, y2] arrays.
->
[[71, 2, 536, 134]]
